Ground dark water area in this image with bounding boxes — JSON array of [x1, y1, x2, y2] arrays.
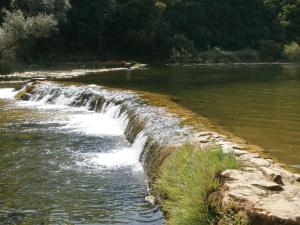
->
[[0, 91, 163, 224], [71, 64, 300, 170]]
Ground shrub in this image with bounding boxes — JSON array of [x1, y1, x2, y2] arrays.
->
[[0, 60, 14, 74], [0, 55, 23, 74], [0, 10, 57, 61], [284, 41, 300, 62], [0, 10, 57, 73], [258, 40, 282, 61], [170, 34, 197, 62], [235, 48, 260, 62], [155, 145, 241, 225]]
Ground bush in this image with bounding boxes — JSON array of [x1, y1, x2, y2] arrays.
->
[[0, 10, 57, 73], [0, 10, 57, 62], [258, 40, 282, 61], [284, 41, 300, 62], [155, 145, 241, 225], [0, 60, 14, 74], [170, 34, 197, 62], [0, 55, 23, 74], [235, 48, 260, 62]]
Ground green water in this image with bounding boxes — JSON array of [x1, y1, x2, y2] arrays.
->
[[72, 64, 300, 170]]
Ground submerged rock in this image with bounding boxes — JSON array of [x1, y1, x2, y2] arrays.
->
[[145, 195, 156, 205]]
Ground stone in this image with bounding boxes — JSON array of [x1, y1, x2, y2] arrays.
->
[[233, 149, 248, 156], [239, 153, 260, 161], [145, 195, 156, 205], [30, 77, 47, 82], [249, 157, 271, 167], [261, 166, 284, 185], [251, 181, 283, 191], [219, 168, 300, 225]]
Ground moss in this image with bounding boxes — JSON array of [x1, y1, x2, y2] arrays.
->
[[14, 84, 34, 100], [155, 145, 241, 225]]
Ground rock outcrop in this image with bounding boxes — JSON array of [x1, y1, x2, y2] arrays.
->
[[214, 141, 300, 224]]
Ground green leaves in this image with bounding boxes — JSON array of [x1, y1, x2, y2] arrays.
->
[[0, 10, 57, 63]]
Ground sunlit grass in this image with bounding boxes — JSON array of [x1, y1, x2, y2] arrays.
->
[[155, 144, 240, 225]]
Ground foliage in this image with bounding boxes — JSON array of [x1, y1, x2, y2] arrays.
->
[[1, 0, 300, 66], [0, 10, 57, 62], [258, 40, 282, 61], [170, 34, 197, 62], [155, 145, 240, 225], [11, 0, 71, 22], [0, 58, 22, 74], [235, 49, 260, 62], [284, 41, 300, 61]]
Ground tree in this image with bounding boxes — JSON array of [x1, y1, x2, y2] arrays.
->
[[11, 0, 71, 18], [285, 0, 300, 42], [0, 0, 12, 22], [65, 0, 111, 52], [0, 10, 57, 62]]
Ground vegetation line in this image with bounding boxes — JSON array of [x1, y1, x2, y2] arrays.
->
[[1, 0, 300, 74]]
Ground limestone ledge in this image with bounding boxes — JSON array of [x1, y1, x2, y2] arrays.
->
[[191, 131, 300, 225]]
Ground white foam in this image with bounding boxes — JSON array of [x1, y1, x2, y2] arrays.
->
[[62, 112, 124, 136], [85, 132, 147, 170], [8, 85, 148, 170], [0, 88, 15, 99]]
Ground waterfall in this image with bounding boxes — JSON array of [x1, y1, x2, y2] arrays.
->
[[7, 81, 197, 172], [0, 88, 16, 99]]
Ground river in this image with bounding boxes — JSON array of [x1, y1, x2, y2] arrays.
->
[[71, 64, 300, 170], [0, 63, 299, 224], [0, 86, 163, 224]]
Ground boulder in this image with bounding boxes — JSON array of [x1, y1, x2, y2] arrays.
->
[[219, 168, 300, 224]]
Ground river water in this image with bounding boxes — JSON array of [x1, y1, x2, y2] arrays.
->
[[0, 87, 163, 224], [72, 64, 300, 170], [0, 63, 299, 224]]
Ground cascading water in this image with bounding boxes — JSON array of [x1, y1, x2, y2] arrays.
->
[[0, 88, 17, 99], [0, 84, 164, 224], [15, 81, 198, 164]]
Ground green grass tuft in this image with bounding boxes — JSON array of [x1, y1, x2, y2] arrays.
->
[[155, 144, 240, 225]]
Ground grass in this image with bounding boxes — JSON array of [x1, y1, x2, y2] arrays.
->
[[155, 144, 241, 225]]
